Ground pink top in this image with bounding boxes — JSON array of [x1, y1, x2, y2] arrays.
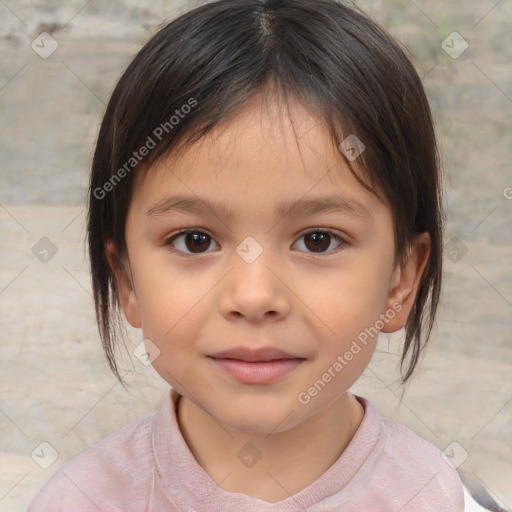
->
[[27, 388, 464, 511]]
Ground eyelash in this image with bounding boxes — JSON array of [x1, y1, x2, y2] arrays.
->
[[165, 228, 346, 257]]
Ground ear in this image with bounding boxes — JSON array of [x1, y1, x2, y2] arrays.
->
[[381, 233, 430, 333], [105, 241, 142, 328]]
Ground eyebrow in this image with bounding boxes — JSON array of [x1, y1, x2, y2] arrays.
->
[[146, 194, 372, 221]]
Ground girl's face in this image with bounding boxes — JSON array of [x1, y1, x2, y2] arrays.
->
[[112, 97, 424, 433]]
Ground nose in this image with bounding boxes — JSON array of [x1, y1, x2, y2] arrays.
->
[[218, 244, 291, 323]]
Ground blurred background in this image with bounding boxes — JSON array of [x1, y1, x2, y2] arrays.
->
[[0, 0, 511, 510]]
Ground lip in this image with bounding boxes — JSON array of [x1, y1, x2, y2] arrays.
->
[[208, 347, 305, 384], [210, 347, 300, 362]]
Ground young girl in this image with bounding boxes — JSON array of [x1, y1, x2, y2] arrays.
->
[[28, 0, 466, 510]]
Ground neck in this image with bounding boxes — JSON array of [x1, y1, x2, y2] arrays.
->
[[176, 392, 364, 502]]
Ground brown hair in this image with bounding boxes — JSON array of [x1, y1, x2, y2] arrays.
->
[[87, 0, 443, 384]]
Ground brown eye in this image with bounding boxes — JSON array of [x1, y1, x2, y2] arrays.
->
[[168, 230, 219, 254], [295, 230, 344, 254], [185, 232, 211, 253]]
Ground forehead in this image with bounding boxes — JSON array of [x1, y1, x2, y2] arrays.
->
[[150, 96, 336, 175], [130, 95, 383, 219]]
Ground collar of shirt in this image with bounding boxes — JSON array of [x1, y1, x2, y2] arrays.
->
[[151, 388, 380, 512]]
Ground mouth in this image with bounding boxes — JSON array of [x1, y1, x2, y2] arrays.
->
[[208, 347, 306, 384], [209, 346, 303, 362]]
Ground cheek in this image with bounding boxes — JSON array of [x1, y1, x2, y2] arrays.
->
[[141, 295, 205, 391], [131, 253, 206, 335], [129, 255, 212, 375], [306, 258, 392, 335], [297, 253, 392, 389]]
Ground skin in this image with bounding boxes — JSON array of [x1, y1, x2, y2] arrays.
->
[[107, 95, 430, 502]]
